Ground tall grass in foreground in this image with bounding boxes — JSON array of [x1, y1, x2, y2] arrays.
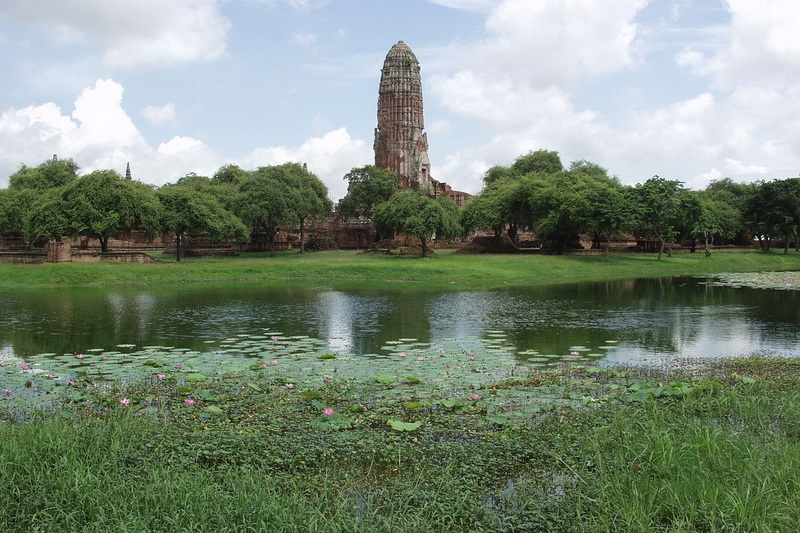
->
[[579, 389, 800, 531], [2, 360, 800, 531]]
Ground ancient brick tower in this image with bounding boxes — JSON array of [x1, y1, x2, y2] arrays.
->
[[374, 41, 432, 192]]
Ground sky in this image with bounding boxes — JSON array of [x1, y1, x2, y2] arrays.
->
[[1, 0, 799, 201]]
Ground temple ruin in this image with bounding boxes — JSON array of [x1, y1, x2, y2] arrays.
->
[[373, 41, 469, 206]]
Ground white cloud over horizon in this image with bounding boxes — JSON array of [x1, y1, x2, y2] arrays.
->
[[0, 78, 369, 199], [0, 0, 230, 69]]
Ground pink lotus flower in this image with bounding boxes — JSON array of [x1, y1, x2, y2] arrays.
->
[[259, 363, 268, 369], [270, 336, 279, 341], [67, 380, 75, 386], [184, 398, 195, 407], [75, 354, 86, 360], [156, 374, 166, 380], [446, 363, 452, 368], [285, 383, 294, 389], [323, 374, 332, 382], [20, 364, 29, 370], [322, 407, 334, 416], [570, 351, 580, 356], [119, 398, 130, 406], [270, 360, 279, 366], [469, 356, 477, 361], [176, 364, 184, 369], [101, 356, 108, 360], [3, 389, 11, 396], [470, 393, 481, 401], [333, 365, 340, 372], [398, 352, 407, 358], [417, 356, 426, 361]]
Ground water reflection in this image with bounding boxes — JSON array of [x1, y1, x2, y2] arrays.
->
[[0, 276, 797, 364]]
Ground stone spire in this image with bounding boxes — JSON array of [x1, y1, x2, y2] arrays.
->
[[125, 162, 132, 180], [374, 41, 432, 192]]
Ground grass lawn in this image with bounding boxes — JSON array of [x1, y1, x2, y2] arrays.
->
[[0, 248, 798, 289]]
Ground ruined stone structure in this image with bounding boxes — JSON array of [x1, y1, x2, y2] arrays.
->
[[373, 41, 469, 207], [374, 41, 431, 191]]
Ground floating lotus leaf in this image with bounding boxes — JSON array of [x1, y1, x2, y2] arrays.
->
[[387, 419, 422, 432]]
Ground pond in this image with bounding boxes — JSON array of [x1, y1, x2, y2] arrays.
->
[[1, 275, 798, 368]]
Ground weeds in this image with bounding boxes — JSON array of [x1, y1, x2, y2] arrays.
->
[[1, 358, 799, 531]]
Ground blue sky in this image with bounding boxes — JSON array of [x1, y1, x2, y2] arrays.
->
[[1, 0, 798, 200]]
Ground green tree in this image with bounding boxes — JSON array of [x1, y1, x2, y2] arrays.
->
[[677, 190, 716, 256], [511, 162, 624, 254], [632, 177, 684, 260], [745, 178, 800, 254], [25, 170, 162, 252], [235, 168, 298, 257], [583, 183, 634, 260], [157, 185, 249, 261], [212, 164, 249, 186], [373, 191, 462, 257], [0, 188, 37, 236], [8, 157, 79, 191], [701, 178, 756, 245], [481, 165, 516, 187], [461, 189, 508, 238], [510, 149, 563, 176], [339, 166, 398, 220], [264, 163, 333, 254], [23, 189, 70, 245]]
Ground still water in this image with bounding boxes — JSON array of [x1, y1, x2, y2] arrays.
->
[[1, 276, 798, 365]]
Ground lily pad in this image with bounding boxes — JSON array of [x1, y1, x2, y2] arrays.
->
[[387, 419, 422, 432]]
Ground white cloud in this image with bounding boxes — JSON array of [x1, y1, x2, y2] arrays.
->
[[241, 128, 371, 200], [425, 0, 800, 194], [0, 79, 210, 186], [675, 48, 704, 68], [0, 0, 230, 69], [429, 0, 499, 12], [0, 77, 370, 198], [428, 120, 451, 134], [478, 0, 647, 86], [70, 80, 145, 151], [142, 104, 177, 126], [724, 158, 768, 176], [246, 0, 329, 10], [426, 0, 647, 192], [293, 33, 317, 46], [692, 0, 800, 86]]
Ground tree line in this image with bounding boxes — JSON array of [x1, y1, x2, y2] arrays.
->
[[0, 158, 332, 260], [2, 151, 799, 261], [459, 150, 800, 259]]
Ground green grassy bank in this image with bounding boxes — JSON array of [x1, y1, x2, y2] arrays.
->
[[2, 358, 799, 532], [1, 249, 799, 289]]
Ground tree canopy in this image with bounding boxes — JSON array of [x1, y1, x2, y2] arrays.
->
[[339, 166, 398, 220], [9, 158, 79, 191], [158, 184, 249, 261], [373, 191, 462, 257], [234, 168, 298, 256], [24, 170, 162, 252]]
